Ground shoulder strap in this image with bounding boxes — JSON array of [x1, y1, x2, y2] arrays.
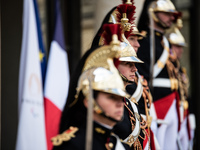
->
[[131, 72, 143, 102], [153, 36, 169, 78], [123, 100, 141, 146]]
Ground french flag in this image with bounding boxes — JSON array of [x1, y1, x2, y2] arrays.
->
[[44, 0, 70, 149]]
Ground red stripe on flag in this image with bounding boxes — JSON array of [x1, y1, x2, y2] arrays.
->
[[44, 97, 62, 150]]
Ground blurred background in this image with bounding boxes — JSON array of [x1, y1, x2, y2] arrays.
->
[[1, 0, 200, 149]]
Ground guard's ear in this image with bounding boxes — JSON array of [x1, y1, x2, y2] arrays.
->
[[83, 98, 88, 108]]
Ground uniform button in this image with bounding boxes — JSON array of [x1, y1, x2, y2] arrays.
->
[[108, 142, 114, 148]]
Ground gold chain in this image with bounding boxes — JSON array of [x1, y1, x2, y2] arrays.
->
[[124, 101, 136, 131]]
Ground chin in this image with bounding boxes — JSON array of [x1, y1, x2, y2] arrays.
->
[[115, 116, 123, 121]]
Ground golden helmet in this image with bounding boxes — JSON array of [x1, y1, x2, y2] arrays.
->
[[167, 27, 186, 47], [150, 0, 176, 13], [119, 31, 144, 63], [119, 40, 144, 63], [125, 26, 146, 39], [99, 29, 144, 63], [149, 0, 177, 27], [78, 66, 129, 101], [99, 24, 144, 64]]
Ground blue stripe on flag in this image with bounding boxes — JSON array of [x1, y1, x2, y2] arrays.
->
[[53, 0, 66, 50]]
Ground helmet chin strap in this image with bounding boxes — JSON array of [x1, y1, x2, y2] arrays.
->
[[119, 72, 134, 84], [100, 111, 124, 123], [93, 101, 124, 123]]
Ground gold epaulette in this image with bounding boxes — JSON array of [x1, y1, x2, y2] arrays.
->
[[51, 126, 78, 146]]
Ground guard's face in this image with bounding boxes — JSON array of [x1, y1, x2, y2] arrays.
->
[[96, 92, 124, 121], [117, 61, 137, 82], [156, 12, 175, 28], [172, 44, 183, 60], [127, 35, 140, 52]]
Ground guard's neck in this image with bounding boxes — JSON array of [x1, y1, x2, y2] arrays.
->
[[153, 22, 165, 33]]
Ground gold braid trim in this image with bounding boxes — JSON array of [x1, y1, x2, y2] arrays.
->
[[133, 138, 143, 150], [51, 126, 78, 146], [143, 89, 152, 128], [166, 60, 178, 91], [176, 61, 189, 110], [140, 116, 147, 129], [124, 102, 136, 131]]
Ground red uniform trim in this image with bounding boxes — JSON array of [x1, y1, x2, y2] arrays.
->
[[150, 130, 156, 150], [175, 92, 181, 131], [154, 92, 176, 120], [143, 129, 148, 148]]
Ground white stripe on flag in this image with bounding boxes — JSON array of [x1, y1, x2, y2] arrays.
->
[[44, 41, 69, 110], [16, 0, 47, 149]]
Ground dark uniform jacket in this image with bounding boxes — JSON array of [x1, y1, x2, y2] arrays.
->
[[53, 122, 131, 150], [136, 28, 172, 101]]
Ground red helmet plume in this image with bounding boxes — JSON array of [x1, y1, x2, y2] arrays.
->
[[102, 24, 122, 45], [116, 4, 136, 25]]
